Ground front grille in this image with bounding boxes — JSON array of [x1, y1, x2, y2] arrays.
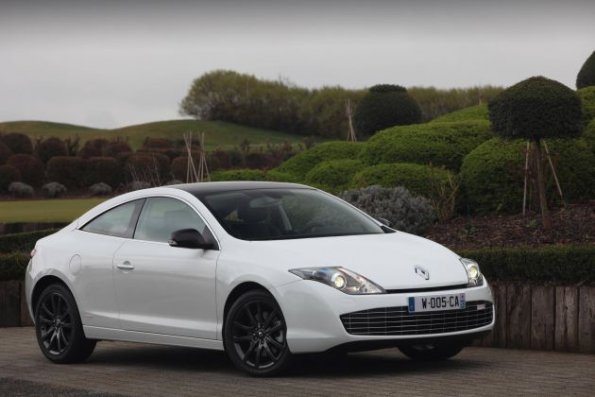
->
[[340, 300, 493, 336]]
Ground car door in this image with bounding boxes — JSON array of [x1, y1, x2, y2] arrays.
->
[[113, 196, 219, 339]]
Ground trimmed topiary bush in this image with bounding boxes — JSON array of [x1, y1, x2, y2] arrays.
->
[[576, 51, 595, 89], [42, 182, 67, 198], [361, 120, 492, 170], [1, 133, 33, 154], [8, 182, 34, 198], [125, 153, 170, 184], [305, 159, 364, 192], [78, 138, 109, 158], [0, 165, 21, 192], [585, 119, 595, 154], [6, 154, 44, 186], [430, 104, 489, 123], [354, 84, 422, 137], [46, 156, 86, 188], [460, 137, 595, 214], [0, 141, 12, 165], [86, 157, 121, 188], [35, 137, 68, 163], [276, 141, 363, 178], [89, 182, 113, 196], [578, 86, 595, 124], [264, 170, 299, 182], [339, 185, 436, 235]]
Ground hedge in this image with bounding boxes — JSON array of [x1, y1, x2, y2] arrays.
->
[[6, 154, 44, 187], [460, 245, 595, 284], [46, 156, 86, 188], [578, 86, 595, 125], [585, 119, 595, 155], [0, 252, 30, 281], [430, 104, 488, 123], [0, 229, 58, 254], [460, 137, 595, 214], [361, 120, 492, 170], [304, 159, 364, 193], [276, 141, 363, 178], [211, 169, 299, 183]]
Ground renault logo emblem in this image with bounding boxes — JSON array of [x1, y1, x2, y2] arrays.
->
[[415, 265, 430, 280]]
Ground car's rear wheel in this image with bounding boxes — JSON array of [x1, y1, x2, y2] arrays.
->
[[399, 342, 465, 361], [34, 283, 96, 363], [223, 290, 292, 376]]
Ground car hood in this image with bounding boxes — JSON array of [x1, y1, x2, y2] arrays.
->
[[253, 232, 468, 290]]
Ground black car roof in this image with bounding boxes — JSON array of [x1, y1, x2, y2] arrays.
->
[[170, 181, 312, 196]]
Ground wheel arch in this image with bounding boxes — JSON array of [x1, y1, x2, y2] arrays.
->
[[31, 275, 71, 316], [223, 281, 271, 323]]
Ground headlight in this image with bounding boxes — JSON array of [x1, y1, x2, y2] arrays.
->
[[460, 258, 483, 287], [289, 267, 385, 295]]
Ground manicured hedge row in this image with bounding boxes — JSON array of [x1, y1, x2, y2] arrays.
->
[[460, 245, 595, 284], [0, 252, 30, 281], [0, 229, 58, 254]]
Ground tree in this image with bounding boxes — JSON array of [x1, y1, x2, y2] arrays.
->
[[576, 51, 595, 89], [488, 76, 583, 229], [353, 84, 422, 138]]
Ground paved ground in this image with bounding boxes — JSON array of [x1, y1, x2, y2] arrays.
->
[[0, 327, 593, 397]]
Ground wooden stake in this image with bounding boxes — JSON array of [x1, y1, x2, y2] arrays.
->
[[345, 99, 357, 142], [523, 141, 530, 216], [542, 140, 566, 207], [533, 140, 552, 230]]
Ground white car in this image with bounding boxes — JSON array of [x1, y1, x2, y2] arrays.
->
[[26, 182, 494, 376]]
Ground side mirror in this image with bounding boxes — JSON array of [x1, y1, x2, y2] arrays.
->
[[377, 217, 392, 227], [169, 229, 215, 250]]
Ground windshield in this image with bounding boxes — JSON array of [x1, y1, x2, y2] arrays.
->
[[198, 188, 385, 241]]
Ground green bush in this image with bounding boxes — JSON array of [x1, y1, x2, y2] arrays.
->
[[488, 76, 583, 140], [0, 141, 12, 165], [264, 170, 299, 183], [578, 86, 595, 124], [1, 133, 33, 154], [576, 51, 595, 89], [585, 119, 595, 154], [46, 156, 86, 188], [351, 162, 454, 200], [125, 153, 170, 183], [430, 104, 488, 123], [361, 121, 492, 170], [305, 159, 364, 192], [353, 84, 422, 137], [6, 154, 44, 187], [211, 169, 267, 181], [0, 252, 30, 281], [460, 137, 595, 214], [86, 157, 121, 188], [0, 165, 20, 192], [460, 245, 595, 284], [0, 229, 57, 254], [276, 141, 363, 178], [35, 137, 68, 163]]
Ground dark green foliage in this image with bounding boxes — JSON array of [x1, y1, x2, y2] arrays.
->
[[142, 137, 173, 149], [339, 185, 436, 235], [46, 156, 86, 188], [488, 76, 583, 140], [460, 138, 595, 214], [576, 51, 595, 89], [0, 141, 12, 164], [578, 86, 595, 124], [85, 157, 121, 188], [6, 154, 44, 186], [354, 84, 422, 137], [351, 163, 455, 201], [0, 229, 57, 254], [304, 159, 364, 192], [211, 169, 267, 181], [0, 252, 31, 281], [361, 121, 492, 170], [277, 141, 363, 178], [0, 165, 20, 192], [585, 120, 595, 154], [35, 137, 68, 163], [263, 170, 299, 182], [430, 104, 488, 123], [1, 133, 33, 154], [78, 138, 131, 158], [460, 245, 595, 284]]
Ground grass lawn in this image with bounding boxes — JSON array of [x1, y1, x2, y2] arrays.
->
[[0, 198, 105, 223], [0, 119, 311, 150]]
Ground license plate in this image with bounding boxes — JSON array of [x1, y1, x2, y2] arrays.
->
[[408, 293, 466, 313]]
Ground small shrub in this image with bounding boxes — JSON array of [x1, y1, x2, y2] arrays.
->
[[277, 141, 363, 178], [78, 138, 109, 158], [42, 182, 67, 198], [89, 182, 113, 196], [576, 51, 595, 89], [142, 137, 173, 149], [126, 153, 170, 185], [46, 156, 86, 188], [35, 137, 68, 163], [305, 159, 364, 192], [86, 157, 121, 188], [578, 86, 595, 125], [0, 141, 12, 164], [1, 133, 33, 154], [339, 185, 436, 235], [361, 120, 492, 170], [211, 169, 267, 181], [264, 170, 299, 182], [104, 139, 132, 157], [6, 154, 44, 187], [8, 182, 34, 198], [430, 104, 488, 123], [0, 165, 20, 192]]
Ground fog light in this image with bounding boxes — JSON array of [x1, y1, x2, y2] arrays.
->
[[331, 274, 346, 289]]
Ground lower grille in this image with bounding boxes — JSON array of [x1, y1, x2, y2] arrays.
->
[[340, 300, 493, 336]]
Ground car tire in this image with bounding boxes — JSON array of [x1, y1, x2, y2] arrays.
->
[[399, 342, 465, 361], [223, 290, 293, 376], [34, 283, 96, 363]]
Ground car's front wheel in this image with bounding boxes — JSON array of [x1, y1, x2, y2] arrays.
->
[[34, 283, 96, 363], [223, 290, 292, 376], [399, 342, 465, 361]]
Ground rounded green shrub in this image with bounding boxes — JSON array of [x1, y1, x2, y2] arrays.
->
[[576, 51, 595, 89], [86, 157, 122, 188], [35, 137, 68, 163], [460, 137, 595, 214], [6, 154, 44, 186], [264, 170, 299, 182], [125, 153, 170, 183], [0, 165, 21, 192], [0, 141, 12, 165], [1, 133, 33, 154], [276, 141, 363, 178], [351, 162, 454, 200], [354, 84, 422, 137], [361, 120, 492, 170], [430, 104, 488, 123], [578, 86, 595, 124], [585, 119, 595, 154], [211, 169, 267, 181], [488, 76, 583, 140], [305, 159, 364, 192], [46, 156, 86, 188]]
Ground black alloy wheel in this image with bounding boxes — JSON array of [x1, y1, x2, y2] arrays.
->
[[35, 283, 96, 363], [223, 290, 292, 376], [399, 342, 465, 361]]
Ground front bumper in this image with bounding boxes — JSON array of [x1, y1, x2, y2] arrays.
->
[[276, 279, 495, 353]]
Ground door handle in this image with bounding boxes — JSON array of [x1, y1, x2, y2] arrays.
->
[[116, 261, 135, 271]]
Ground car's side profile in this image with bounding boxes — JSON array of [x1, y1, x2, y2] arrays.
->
[[26, 182, 494, 376]]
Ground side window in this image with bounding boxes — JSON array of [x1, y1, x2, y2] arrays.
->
[[81, 200, 143, 238], [134, 197, 207, 243]]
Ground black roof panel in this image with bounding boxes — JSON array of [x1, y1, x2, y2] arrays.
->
[[170, 181, 312, 196]]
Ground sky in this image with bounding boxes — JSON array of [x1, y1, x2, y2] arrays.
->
[[1, 0, 594, 128]]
